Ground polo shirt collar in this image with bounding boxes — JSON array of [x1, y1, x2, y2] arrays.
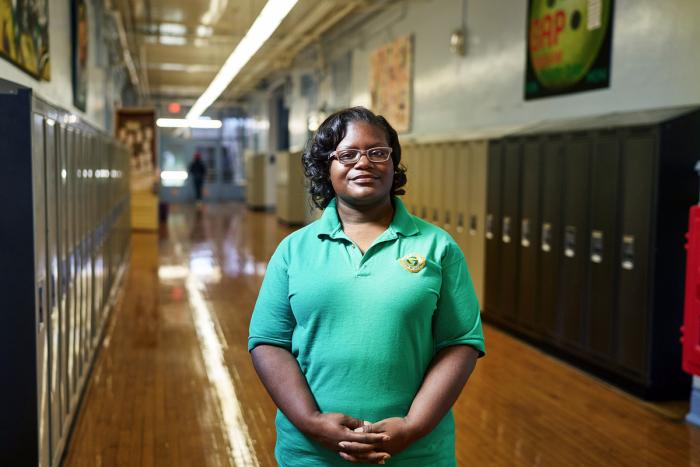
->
[[316, 197, 419, 240]]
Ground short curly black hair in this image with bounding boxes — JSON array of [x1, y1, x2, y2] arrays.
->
[[302, 106, 407, 209]]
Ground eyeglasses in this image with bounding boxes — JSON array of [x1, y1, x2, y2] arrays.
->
[[329, 147, 393, 165]]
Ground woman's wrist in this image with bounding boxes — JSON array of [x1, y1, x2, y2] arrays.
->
[[402, 414, 429, 442]]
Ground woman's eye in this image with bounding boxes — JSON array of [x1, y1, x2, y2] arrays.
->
[[368, 149, 384, 157], [338, 151, 356, 161]]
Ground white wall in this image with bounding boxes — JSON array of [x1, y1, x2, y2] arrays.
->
[[287, 0, 700, 141], [0, 0, 117, 130]]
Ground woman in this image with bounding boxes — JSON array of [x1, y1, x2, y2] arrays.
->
[[249, 107, 485, 466]]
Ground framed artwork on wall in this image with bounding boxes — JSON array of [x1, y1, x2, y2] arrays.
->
[[525, 0, 614, 100], [0, 0, 50, 80], [71, 0, 88, 111], [370, 35, 413, 133]]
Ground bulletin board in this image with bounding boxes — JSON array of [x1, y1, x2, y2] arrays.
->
[[370, 35, 413, 133]]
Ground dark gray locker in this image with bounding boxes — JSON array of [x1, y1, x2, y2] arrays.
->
[[538, 136, 564, 338], [498, 141, 522, 321], [517, 138, 542, 332], [484, 141, 503, 318], [586, 132, 621, 362], [616, 129, 655, 376], [558, 135, 591, 350]]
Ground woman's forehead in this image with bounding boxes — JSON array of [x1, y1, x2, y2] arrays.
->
[[338, 121, 388, 145]]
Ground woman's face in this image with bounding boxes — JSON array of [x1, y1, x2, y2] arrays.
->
[[329, 121, 394, 207]]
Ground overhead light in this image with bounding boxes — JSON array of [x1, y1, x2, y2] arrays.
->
[[159, 36, 187, 46], [156, 118, 223, 129], [186, 0, 299, 120], [160, 23, 187, 36], [196, 25, 213, 37]]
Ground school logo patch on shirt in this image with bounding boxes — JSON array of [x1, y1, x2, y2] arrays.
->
[[398, 253, 426, 273]]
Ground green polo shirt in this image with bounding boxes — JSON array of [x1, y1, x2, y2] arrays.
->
[[249, 197, 485, 466]]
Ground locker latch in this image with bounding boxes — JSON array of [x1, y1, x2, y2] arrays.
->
[[590, 230, 604, 263], [541, 223, 552, 252], [486, 214, 494, 240], [521, 218, 531, 247], [502, 217, 511, 243], [456, 212, 465, 233], [621, 235, 635, 270], [469, 215, 478, 236], [564, 226, 576, 258]]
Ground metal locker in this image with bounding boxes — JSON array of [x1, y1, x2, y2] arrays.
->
[[442, 143, 458, 237], [484, 141, 504, 318], [517, 137, 542, 332], [454, 141, 470, 257], [62, 127, 74, 411], [558, 134, 592, 350], [44, 117, 65, 461], [467, 140, 488, 306], [68, 126, 81, 404], [401, 144, 414, 214], [586, 131, 621, 362], [616, 129, 655, 376], [428, 144, 444, 226], [538, 136, 564, 338], [32, 112, 51, 467], [56, 123, 71, 427], [498, 140, 522, 321], [416, 145, 429, 220]]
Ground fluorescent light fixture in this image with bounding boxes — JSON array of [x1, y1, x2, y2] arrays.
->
[[187, 0, 299, 120], [160, 35, 187, 46], [160, 23, 187, 35], [156, 118, 223, 129], [160, 170, 189, 181]]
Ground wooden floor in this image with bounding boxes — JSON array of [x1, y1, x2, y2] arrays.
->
[[63, 202, 700, 467]]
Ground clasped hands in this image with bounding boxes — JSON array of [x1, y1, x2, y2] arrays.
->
[[305, 412, 419, 464]]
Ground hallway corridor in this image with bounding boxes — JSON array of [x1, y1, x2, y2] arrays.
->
[[63, 203, 700, 467]]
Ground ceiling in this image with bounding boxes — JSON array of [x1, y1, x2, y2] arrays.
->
[[109, 0, 400, 112]]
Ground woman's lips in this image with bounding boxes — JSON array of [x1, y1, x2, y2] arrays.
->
[[350, 174, 377, 181]]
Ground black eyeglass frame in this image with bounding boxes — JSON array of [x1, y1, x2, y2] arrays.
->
[[328, 147, 393, 165]]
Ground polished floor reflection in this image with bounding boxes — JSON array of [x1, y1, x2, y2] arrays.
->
[[64, 202, 700, 467]]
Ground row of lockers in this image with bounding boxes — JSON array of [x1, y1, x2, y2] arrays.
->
[[482, 109, 700, 399], [401, 140, 488, 303], [0, 85, 131, 466]]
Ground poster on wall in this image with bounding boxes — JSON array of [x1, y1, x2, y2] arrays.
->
[[525, 0, 614, 100], [115, 109, 157, 191], [71, 0, 88, 111], [0, 0, 50, 80], [370, 35, 412, 133]]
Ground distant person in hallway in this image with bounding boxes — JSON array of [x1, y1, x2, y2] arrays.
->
[[249, 107, 485, 466], [188, 152, 207, 202]]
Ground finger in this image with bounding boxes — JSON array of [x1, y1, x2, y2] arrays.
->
[[339, 451, 391, 464], [343, 431, 390, 444], [353, 420, 372, 433], [341, 416, 366, 431], [338, 441, 379, 454]]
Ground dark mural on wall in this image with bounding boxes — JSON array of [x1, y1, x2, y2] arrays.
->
[[525, 0, 614, 100], [72, 0, 88, 110], [0, 0, 50, 80]]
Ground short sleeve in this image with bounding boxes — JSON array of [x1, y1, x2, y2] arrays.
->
[[433, 245, 486, 356], [248, 239, 296, 352]]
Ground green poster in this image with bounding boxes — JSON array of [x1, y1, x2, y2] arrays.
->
[[525, 0, 614, 100]]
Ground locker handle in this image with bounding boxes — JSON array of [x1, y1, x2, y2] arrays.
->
[[502, 217, 511, 244], [456, 212, 465, 233], [564, 226, 576, 258], [486, 214, 494, 240], [521, 218, 531, 248], [590, 230, 604, 263], [444, 211, 451, 229], [621, 235, 635, 270], [541, 223, 552, 252], [469, 215, 478, 236], [37, 281, 45, 326]]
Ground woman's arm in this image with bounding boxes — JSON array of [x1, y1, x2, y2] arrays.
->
[[338, 345, 478, 460], [250, 344, 392, 462]]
